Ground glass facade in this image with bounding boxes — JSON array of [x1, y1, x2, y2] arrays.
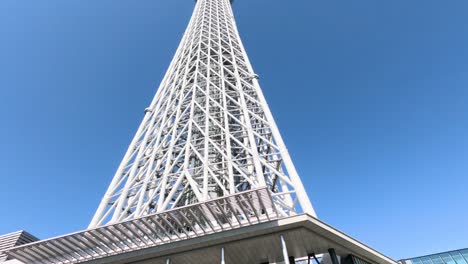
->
[[402, 249, 468, 264]]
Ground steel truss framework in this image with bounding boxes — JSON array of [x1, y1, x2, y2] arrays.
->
[[90, 0, 315, 228]]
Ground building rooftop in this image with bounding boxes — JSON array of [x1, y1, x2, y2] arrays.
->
[[4, 188, 396, 264], [0, 231, 39, 263], [400, 248, 468, 264]]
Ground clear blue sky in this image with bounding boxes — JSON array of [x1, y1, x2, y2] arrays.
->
[[1, 0, 467, 260]]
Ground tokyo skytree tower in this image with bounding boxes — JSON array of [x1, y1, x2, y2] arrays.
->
[[3, 1, 398, 263], [89, 0, 316, 228]]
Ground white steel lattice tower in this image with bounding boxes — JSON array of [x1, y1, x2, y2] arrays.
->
[[89, 0, 316, 228]]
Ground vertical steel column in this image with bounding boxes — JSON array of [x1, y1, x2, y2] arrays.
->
[[328, 248, 340, 264], [280, 235, 290, 264], [221, 247, 225, 264]]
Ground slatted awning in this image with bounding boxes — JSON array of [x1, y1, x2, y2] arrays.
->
[[5, 188, 278, 264]]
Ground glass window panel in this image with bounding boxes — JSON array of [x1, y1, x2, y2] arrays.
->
[[431, 256, 445, 264], [460, 250, 468, 261], [422, 257, 433, 264], [412, 258, 423, 264], [451, 253, 467, 264], [441, 254, 456, 264], [419, 258, 428, 264]]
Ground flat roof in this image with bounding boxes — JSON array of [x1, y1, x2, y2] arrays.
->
[[5, 188, 397, 264], [5, 188, 277, 263], [82, 214, 397, 264]]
